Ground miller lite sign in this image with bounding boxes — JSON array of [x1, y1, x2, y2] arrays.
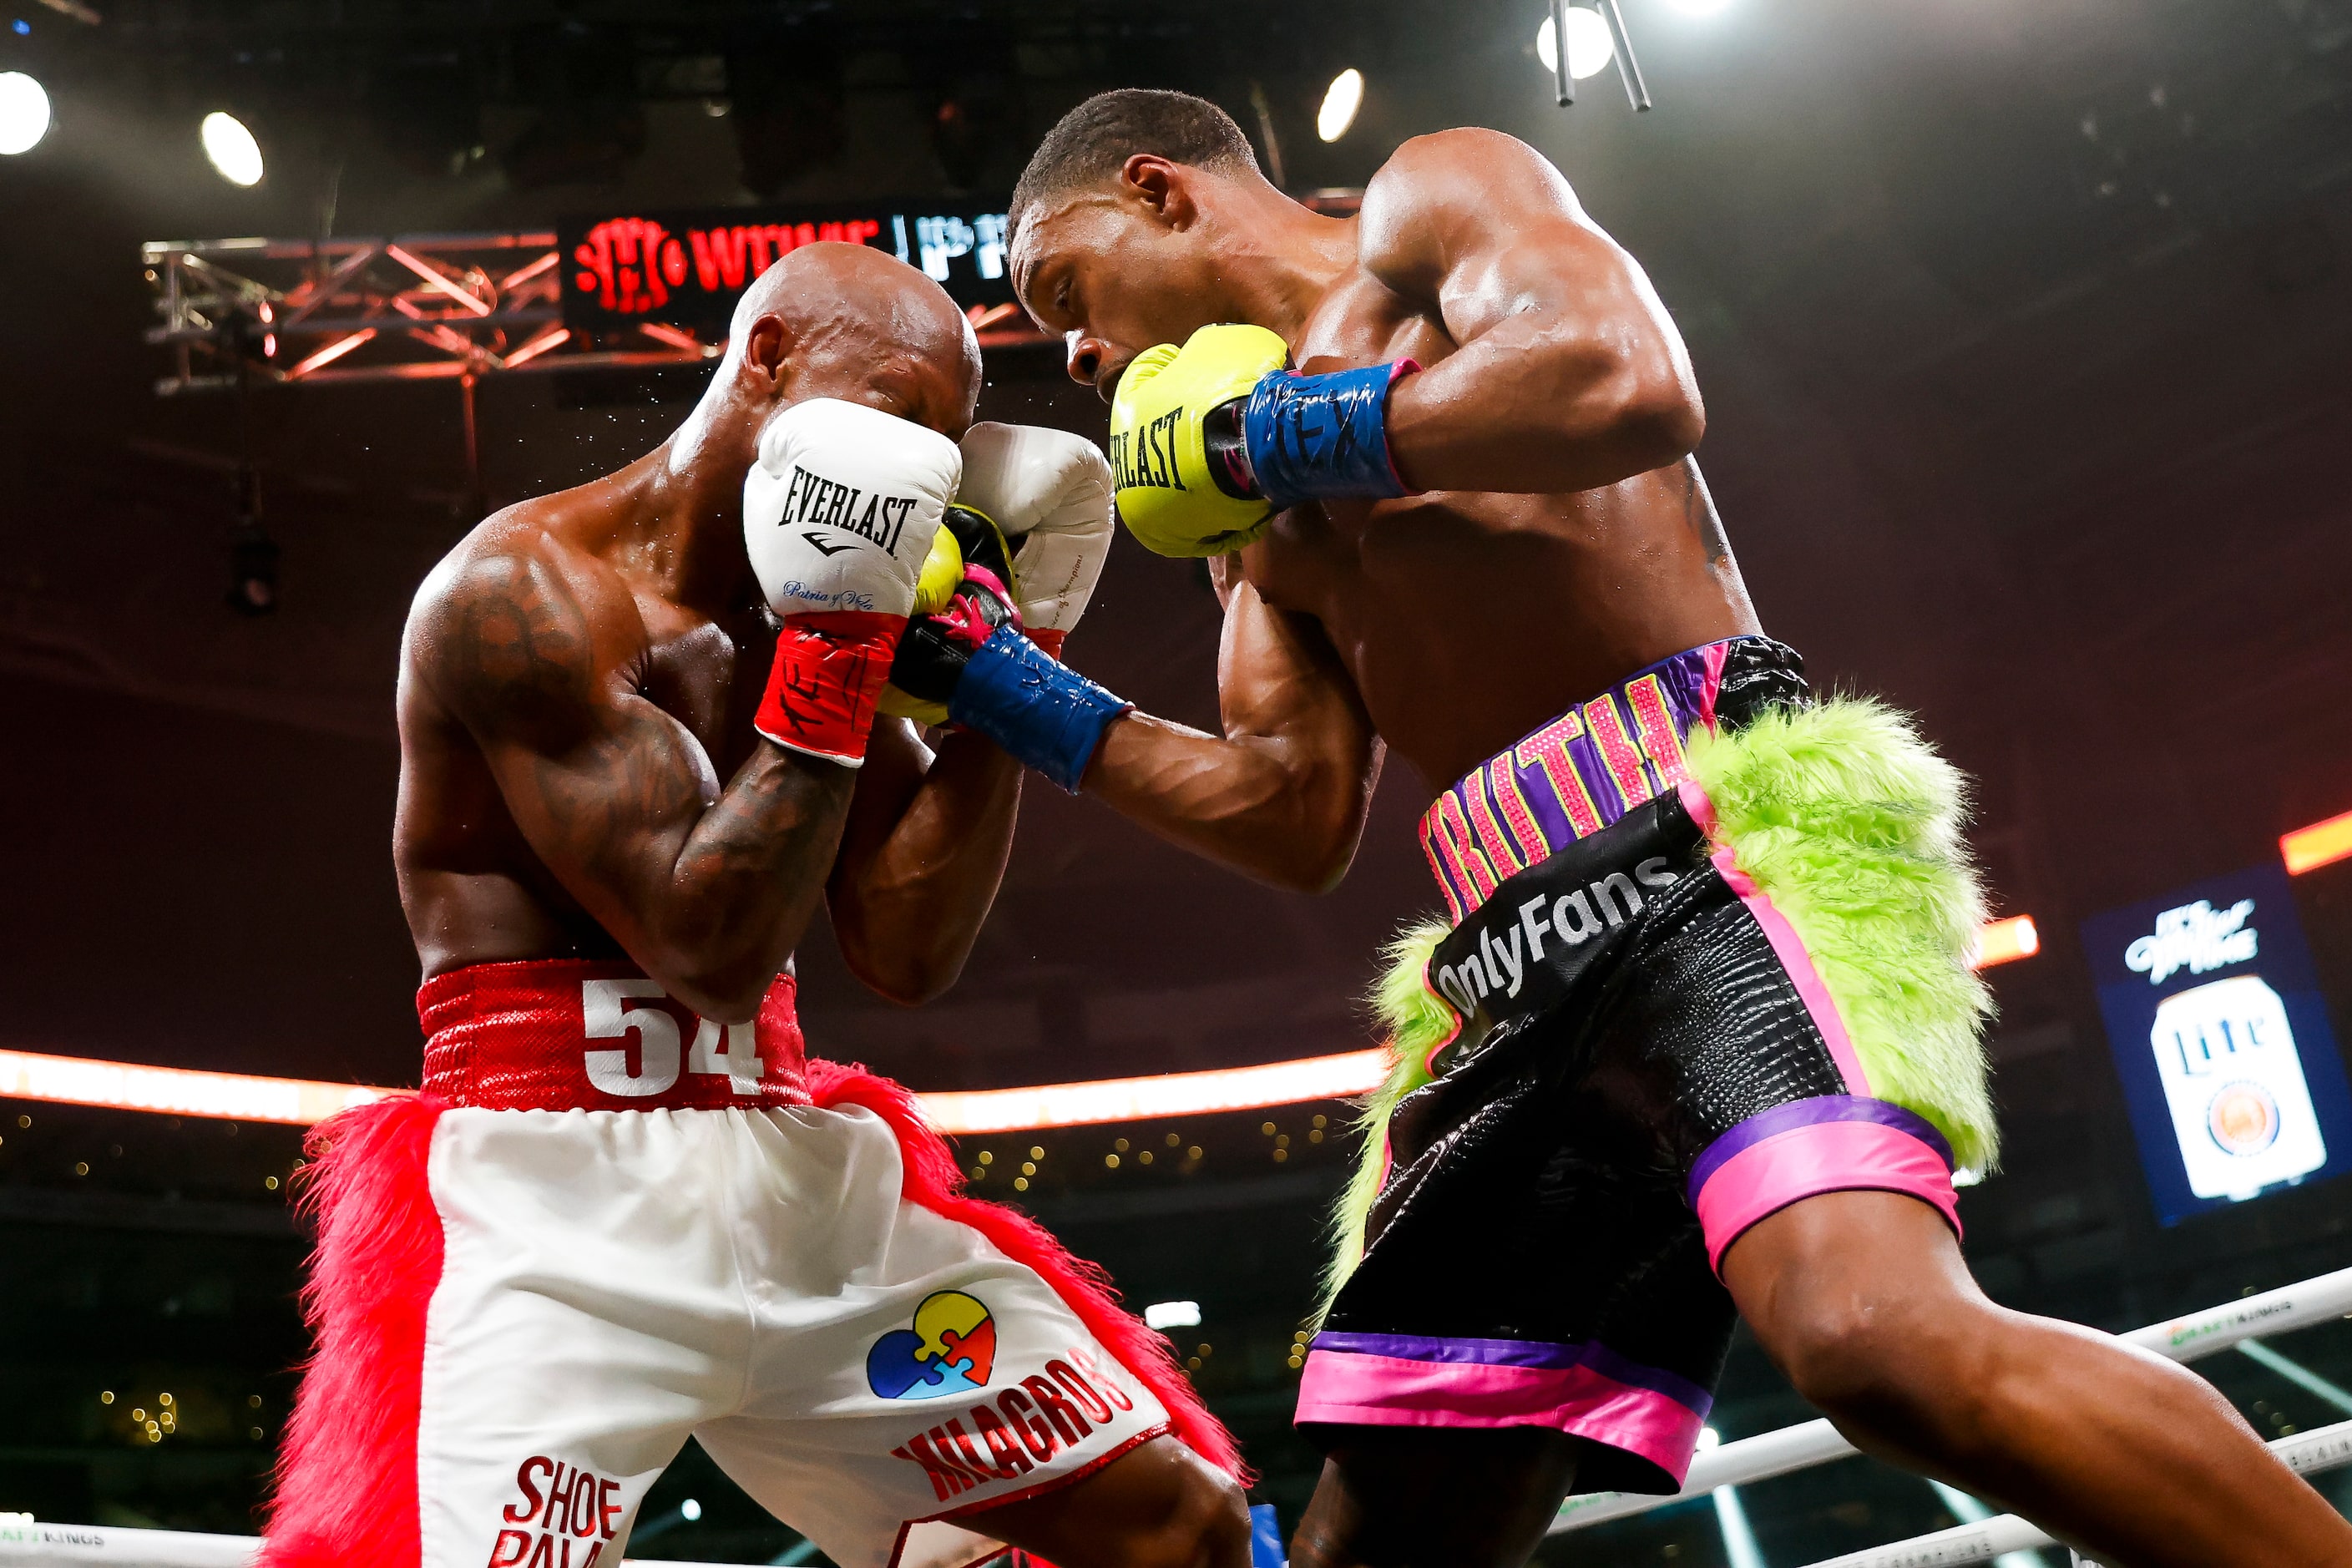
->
[[2084, 863, 2352, 1225]]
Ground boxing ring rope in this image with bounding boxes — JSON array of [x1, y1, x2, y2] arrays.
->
[[1550, 1264, 2352, 1534], [0, 1532, 750, 1568], [0, 1270, 2344, 1568], [1794, 1419, 2352, 1568]]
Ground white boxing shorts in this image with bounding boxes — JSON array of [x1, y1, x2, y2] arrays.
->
[[259, 960, 1239, 1568]]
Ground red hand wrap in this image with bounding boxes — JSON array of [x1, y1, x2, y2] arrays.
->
[[754, 610, 903, 765], [1028, 627, 1067, 660]]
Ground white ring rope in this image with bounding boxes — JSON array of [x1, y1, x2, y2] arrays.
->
[[1551, 1264, 2352, 1534], [1793, 1416, 2352, 1568], [0, 1532, 741, 1568], [1, 1269, 2346, 1568]]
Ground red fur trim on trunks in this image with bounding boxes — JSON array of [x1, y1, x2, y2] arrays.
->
[[261, 1094, 448, 1568], [805, 1060, 1248, 1485]]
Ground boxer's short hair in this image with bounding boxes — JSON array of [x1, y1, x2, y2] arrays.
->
[[1012, 89, 1259, 230]]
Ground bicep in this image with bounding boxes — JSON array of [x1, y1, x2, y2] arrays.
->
[[417, 549, 715, 928], [1217, 580, 1376, 778]]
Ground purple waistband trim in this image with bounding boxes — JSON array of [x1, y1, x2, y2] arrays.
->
[[1418, 641, 1730, 923], [1685, 1095, 1955, 1207], [1308, 1330, 1712, 1416]]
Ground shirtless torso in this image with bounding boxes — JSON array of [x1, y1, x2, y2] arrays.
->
[[1231, 260, 1755, 792], [389, 245, 1017, 1020], [1014, 125, 1757, 884]]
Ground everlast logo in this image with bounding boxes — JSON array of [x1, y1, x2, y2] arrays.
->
[[776, 464, 922, 556], [1110, 411, 1188, 492], [888, 1348, 1135, 1503], [486, 1457, 623, 1568], [1434, 855, 1682, 1017]]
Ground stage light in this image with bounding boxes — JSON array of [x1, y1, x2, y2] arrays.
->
[[1536, 8, 1616, 82], [1144, 1302, 1202, 1331], [1318, 69, 1364, 143], [1663, 0, 1733, 13], [679, 1500, 701, 1523], [1970, 915, 2041, 970], [2284, 810, 2352, 875], [201, 111, 264, 186], [0, 71, 50, 155]]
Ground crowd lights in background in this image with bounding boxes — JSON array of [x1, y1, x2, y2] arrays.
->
[[0, 912, 2054, 1134], [0, 70, 48, 154]]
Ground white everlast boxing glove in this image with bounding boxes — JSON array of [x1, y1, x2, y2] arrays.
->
[[742, 397, 962, 766], [953, 422, 1114, 658]]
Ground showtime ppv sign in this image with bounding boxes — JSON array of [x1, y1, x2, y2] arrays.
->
[[559, 201, 1015, 330]]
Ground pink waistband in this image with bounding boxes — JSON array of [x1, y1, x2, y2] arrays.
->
[[416, 959, 809, 1112]]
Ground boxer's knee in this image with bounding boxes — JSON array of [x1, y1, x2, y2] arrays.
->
[[1758, 1276, 2006, 1451]]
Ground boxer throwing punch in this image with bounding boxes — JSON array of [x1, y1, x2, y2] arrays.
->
[[946, 91, 2348, 1568], [261, 243, 1249, 1568]]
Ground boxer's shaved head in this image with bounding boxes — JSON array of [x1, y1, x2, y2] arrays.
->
[[1010, 89, 1259, 240], [720, 240, 981, 438]]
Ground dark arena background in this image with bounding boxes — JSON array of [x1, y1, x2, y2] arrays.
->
[[4, 1, 2352, 1565]]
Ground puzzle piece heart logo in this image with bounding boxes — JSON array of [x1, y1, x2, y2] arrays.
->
[[865, 1290, 999, 1401]]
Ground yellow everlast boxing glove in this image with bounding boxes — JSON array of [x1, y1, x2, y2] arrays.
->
[[1109, 323, 1290, 558], [878, 504, 1017, 726]]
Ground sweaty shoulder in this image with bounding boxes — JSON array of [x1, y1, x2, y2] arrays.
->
[[1357, 129, 1587, 296], [406, 502, 637, 749]]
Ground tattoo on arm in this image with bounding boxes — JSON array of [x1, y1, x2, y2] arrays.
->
[[1675, 459, 1732, 569], [422, 547, 855, 999]]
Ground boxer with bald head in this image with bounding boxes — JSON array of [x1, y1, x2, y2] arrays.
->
[[979, 92, 2351, 1568], [262, 244, 1249, 1568]]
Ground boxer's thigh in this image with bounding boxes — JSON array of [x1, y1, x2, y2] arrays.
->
[[417, 1109, 748, 1568], [701, 1105, 1181, 1568], [1291, 1425, 1591, 1568]]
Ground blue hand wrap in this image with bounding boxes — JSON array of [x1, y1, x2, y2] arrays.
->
[[1242, 362, 1412, 509], [946, 628, 1133, 793]]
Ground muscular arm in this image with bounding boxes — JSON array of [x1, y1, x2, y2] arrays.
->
[[1082, 567, 1381, 893], [416, 544, 854, 1023], [1363, 128, 1704, 493], [827, 718, 1024, 1006]]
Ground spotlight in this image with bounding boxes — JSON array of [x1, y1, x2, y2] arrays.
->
[[1665, 0, 1733, 12], [679, 1500, 701, 1523], [1317, 68, 1363, 143], [1536, 8, 1616, 81], [201, 111, 264, 186], [0, 70, 50, 155]]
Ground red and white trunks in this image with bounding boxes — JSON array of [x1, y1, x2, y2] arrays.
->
[[260, 959, 1237, 1568]]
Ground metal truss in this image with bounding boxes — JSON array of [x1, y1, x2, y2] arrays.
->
[[141, 230, 1047, 397]]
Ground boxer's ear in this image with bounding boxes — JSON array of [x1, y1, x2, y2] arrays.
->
[[1120, 154, 1194, 230], [741, 312, 797, 394]]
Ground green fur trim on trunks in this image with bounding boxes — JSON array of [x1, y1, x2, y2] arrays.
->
[[1322, 695, 1996, 1310]]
